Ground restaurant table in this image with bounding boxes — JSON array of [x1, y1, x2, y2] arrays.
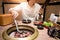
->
[[0, 21, 57, 40]]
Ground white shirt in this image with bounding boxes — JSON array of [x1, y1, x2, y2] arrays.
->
[[9, 2, 41, 21]]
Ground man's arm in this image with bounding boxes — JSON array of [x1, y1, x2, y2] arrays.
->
[[9, 3, 22, 19], [39, 8, 43, 15], [9, 8, 19, 19], [38, 7, 44, 20]]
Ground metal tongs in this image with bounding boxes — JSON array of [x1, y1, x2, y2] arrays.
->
[[14, 19, 23, 33]]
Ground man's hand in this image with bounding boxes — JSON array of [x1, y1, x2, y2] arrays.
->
[[9, 8, 19, 19]]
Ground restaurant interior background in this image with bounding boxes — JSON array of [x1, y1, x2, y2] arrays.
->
[[0, 0, 60, 40], [0, 0, 60, 22]]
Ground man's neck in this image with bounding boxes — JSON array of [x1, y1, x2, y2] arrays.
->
[[28, 2, 35, 7]]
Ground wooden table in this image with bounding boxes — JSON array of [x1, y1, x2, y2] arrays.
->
[[0, 21, 56, 40]]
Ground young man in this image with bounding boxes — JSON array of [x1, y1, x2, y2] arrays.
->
[[9, 0, 43, 21]]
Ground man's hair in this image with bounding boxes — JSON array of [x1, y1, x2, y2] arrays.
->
[[27, 0, 30, 2]]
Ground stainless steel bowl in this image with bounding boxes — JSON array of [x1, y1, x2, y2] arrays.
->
[[2, 25, 38, 40]]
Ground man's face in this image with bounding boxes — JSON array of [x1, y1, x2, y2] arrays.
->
[[29, 0, 36, 4]]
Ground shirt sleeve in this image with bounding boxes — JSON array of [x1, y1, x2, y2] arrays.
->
[[37, 4, 42, 13], [34, 3, 42, 21], [9, 3, 22, 18], [12, 3, 22, 12], [35, 3, 42, 14]]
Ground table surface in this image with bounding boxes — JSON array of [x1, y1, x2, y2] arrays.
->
[[0, 21, 57, 40]]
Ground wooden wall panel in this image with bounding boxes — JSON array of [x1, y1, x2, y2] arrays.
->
[[37, 0, 46, 3], [4, 4, 19, 13], [50, 0, 60, 3], [45, 5, 60, 21], [0, 0, 3, 14], [3, 0, 27, 2]]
